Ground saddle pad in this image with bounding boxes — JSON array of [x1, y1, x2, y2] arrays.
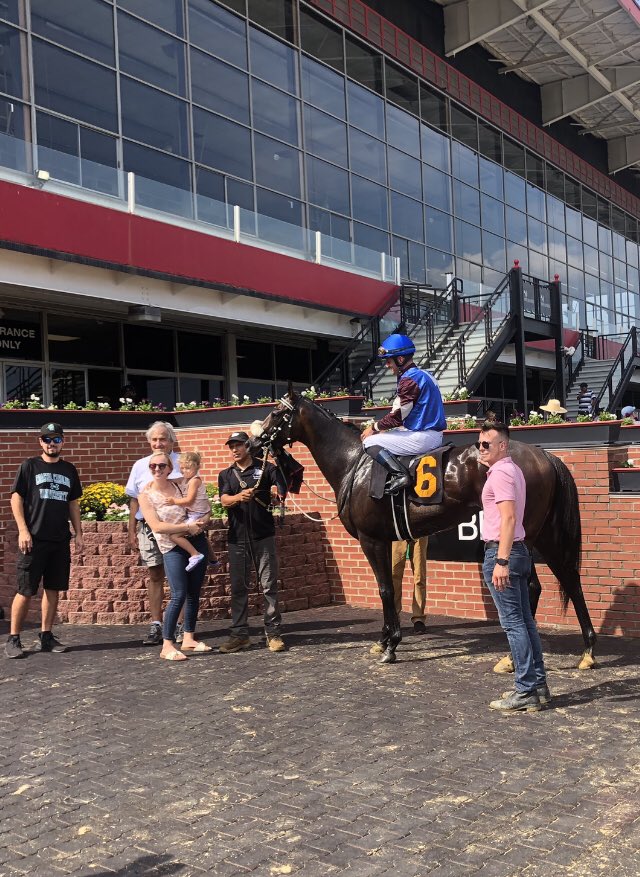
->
[[368, 443, 452, 504]]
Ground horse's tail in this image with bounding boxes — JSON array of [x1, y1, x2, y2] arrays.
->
[[544, 450, 582, 610]]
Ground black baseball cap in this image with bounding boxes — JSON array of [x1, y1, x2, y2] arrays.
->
[[40, 422, 64, 438], [225, 431, 250, 445]]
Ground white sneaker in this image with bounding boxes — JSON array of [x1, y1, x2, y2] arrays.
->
[[185, 553, 205, 572]]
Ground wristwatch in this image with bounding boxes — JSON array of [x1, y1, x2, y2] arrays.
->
[[495, 558, 509, 566]]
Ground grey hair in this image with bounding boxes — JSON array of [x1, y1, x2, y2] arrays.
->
[[145, 421, 177, 443]]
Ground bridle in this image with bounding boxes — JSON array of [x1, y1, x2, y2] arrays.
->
[[257, 394, 297, 454]]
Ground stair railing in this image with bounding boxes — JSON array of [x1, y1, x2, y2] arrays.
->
[[593, 326, 638, 413]]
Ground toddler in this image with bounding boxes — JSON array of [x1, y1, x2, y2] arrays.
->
[[166, 451, 212, 571]]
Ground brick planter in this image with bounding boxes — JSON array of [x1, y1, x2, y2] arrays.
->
[[57, 516, 333, 624]]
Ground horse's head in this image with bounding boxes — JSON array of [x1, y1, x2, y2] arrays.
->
[[251, 389, 302, 454]]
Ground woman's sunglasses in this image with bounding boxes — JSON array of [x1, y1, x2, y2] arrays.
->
[[42, 436, 63, 444], [149, 463, 168, 471]]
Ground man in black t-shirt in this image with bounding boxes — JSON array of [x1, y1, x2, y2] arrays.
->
[[5, 423, 83, 659], [218, 431, 287, 654]]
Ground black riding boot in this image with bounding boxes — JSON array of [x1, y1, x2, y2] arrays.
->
[[367, 447, 411, 495]]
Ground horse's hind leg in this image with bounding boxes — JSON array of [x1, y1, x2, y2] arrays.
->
[[359, 533, 401, 664]]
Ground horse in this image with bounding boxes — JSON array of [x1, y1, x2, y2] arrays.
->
[[258, 390, 597, 669]]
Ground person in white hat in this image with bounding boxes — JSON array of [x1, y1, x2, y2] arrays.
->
[[539, 399, 567, 419]]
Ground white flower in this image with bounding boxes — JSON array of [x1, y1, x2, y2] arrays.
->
[[231, 394, 239, 403], [98, 402, 109, 410], [30, 394, 40, 401], [48, 404, 57, 409], [119, 397, 125, 403], [175, 402, 186, 409], [529, 410, 539, 417]]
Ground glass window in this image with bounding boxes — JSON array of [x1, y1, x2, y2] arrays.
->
[[193, 108, 251, 178], [611, 207, 626, 235], [275, 344, 310, 383], [425, 206, 452, 254], [528, 217, 547, 254], [48, 315, 119, 366], [227, 177, 253, 210], [547, 194, 565, 231], [582, 188, 597, 220], [354, 222, 389, 254], [118, 12, 186, 96], [189, 0, 246, 68], [386, 104, 420, 157], [597, 196, 610, 228], [128, 374, 176, 408], [33, 39, 118, 132], [0, 309, 42, 362], [504, 170, 525, 206], [390, 191, 423, 242], [256, 188, 303, 246], [567, 236, 583, 270], [584, 243, 599, 275], [598, 224, 612, 255], [423, 165, 451, 212], [37, 112, 118, 194], [426, 248, 454, 286], [450, 104, 477, 150], [478, 120, 501, 163], [0, 97, 29, 172], [345, 35, 383, 94], [526, 152, 544, 188], [421, 123, 449, 172], [123, 142, 192, 212], [237, 338, 273, 378], [352, 175, 388, 228], [566, 205, 581, 238], [451, 141, 478, 187], [482, 231, 505, 272], [600, 253, 613, 282], [455, 220, 481, 263], [583, 215, 598, 248], [0, 22, 25, 99], [453, 180, 480, 226], [629, 266, 639, 293], [118, 0, 184, 36], [306, 155, 349, 214], [121, 77, 189, 157], [408, 240, 426, 283], [481, 193, 504, 237], [347, 80, 384, 138], [349, 128, 386, 184], [526, 184, 545, 222], [180, 377, 223, 403], [254, 133, 300, 197], [612, 230, 626, 262], [5, 365, 43, 404], [627, 239, 639, 268], [309, 206, 351, 261], [252, 79, 298, 145], [248, 0, 294, 43], [300, 7, 343, 71], [505, 207, 527, 246], [388, 147, 421, 199], [479, 157, 503, 199], [32, 0, 114, 66], [252, 25, 297, 93], [385, 60, 418, 114], [420, 82, 447, 132], [301, 54, 344, 117], [195, 166, 227, 226], [548, 226, 566, 263], [125, 324, 174, 371], [304, 105, 347, 167], [614, 259, 627, 286], [546, 164, 564, 200], [191, 50, 249, 123], [528, 250, 548, 280], [0, 0, 20, 24], [503, 138, 525, 177]]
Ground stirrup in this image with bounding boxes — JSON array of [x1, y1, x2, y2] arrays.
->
[[384, 473, 410, 495]]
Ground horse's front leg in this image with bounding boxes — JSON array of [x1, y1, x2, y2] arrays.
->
[[360, 534, 401, 664]]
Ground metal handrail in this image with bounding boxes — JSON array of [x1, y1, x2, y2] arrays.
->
[[312, 315, 381, 391], [593, 326, 638, 413], [431, 273, 512, 392]]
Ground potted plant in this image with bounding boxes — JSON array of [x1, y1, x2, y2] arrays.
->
[[611, 458, 640, 493], [304, 387, 364, 417], [506, 409, 622, 448]]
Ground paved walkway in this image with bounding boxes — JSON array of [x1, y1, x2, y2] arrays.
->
[[1, 607, 639, 877]]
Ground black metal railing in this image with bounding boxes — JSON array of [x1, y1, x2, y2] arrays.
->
[[431, 274, 512, 391], [312, 316, 382, 395], [521, 273, 553, 321], [594, 326, 638, 413]]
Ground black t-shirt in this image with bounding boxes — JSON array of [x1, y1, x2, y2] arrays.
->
[[218, 459, 286, 544], [12, 456, 83, 542]]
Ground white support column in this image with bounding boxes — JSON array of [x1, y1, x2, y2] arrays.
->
[[314, 230, 322, 264], [233, 204, 241, 243], [380, 252, 386, 280], [127, 172, 135, 214]]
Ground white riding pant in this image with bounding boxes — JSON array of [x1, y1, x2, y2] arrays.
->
[[363, 427, 443, 456]]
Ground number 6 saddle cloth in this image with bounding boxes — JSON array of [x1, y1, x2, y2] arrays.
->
[[368, 443, 453, 504]]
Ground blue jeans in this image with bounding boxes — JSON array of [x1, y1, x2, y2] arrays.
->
[[162, 533, 208, 641], [482, 543, 546, 693]]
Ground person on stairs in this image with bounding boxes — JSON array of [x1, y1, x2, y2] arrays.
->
[[360, 334, 446, 494]]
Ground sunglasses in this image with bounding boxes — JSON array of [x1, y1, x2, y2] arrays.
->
[[475, 440, 493, 450], [149, 463, 168, 471], [42, 436, 63, 444]]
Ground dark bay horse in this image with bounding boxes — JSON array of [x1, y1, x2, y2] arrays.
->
[[259, 391, 596, 668]]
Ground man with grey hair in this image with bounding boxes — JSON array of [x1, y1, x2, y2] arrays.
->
[[126, 421, 182, 645]]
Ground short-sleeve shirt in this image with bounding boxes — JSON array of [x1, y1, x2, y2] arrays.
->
[[142, 482, 188, 554], [12, 457, 82, 542], [481, 456, 526, 543], [218, 459, 286, 544], [125, 451, 182, 520], [577, 389, 595, 415]]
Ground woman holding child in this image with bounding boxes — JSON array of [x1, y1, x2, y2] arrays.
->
[[138, 451, 211, 661]]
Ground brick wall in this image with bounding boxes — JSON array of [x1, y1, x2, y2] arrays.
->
[[1, 423, 639, 638]]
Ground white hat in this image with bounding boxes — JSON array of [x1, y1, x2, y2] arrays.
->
[[540, 399, 567, 414]]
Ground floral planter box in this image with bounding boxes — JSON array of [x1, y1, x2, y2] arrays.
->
[[362, 399, 481, 419], [315, 396, 364, 417], [620, 424, 640, 443], [174, 402, 276, 428], [611, 468, 640, 493], [507, 420, 622, 448], [0, 408, 178, 431]]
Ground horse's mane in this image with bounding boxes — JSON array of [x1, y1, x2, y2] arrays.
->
[[307, 398, 363, 435]]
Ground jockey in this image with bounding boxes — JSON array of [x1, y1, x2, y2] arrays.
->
[[361, 333, 446, 494]]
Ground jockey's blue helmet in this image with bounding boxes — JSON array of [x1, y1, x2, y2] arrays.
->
[[378, 333, 416, 359]]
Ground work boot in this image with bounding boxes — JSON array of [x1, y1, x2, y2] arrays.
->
[[367, 447, 411, 494], [219, 636, 251, 654], [489, 690, 542, 713], [502, 683, 552, 705]]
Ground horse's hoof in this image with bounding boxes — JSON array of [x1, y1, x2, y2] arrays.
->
[[493, 655, 514, 674], [369, 642, 386, 656], [578, 653, 597, 670], [379, 649, 397, 664]]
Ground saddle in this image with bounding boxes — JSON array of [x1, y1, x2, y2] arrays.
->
[[369, 443, 452, 504]]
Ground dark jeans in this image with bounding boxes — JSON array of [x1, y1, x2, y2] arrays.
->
[[482, 542, 546, 693], [228, 536, 281, 637], [162, 533, 208, 641]]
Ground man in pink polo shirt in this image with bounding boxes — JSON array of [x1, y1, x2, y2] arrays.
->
[[478, 421, 550, 713]]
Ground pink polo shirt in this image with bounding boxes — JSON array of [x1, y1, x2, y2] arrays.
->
[[481, 456, 526, 543]]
